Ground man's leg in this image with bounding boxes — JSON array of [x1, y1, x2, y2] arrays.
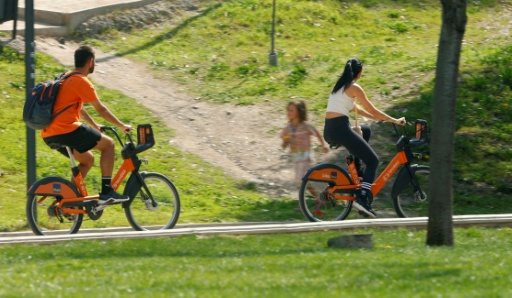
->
[[72, 150, 94, 179], [91, 134, 115, 178], [92, 134, 129, 204]]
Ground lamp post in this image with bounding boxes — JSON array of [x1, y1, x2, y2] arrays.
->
[[25, 0, 36, 189], [268, 0, 278, 66]]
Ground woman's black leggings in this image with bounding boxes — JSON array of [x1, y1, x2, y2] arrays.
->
[[323, 116, 379, 184]]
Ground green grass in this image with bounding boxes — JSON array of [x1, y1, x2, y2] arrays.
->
[[80, 0, 511, 210], [0, 46, 304, 232], [1, 0, 511, 232], [1, 227, 512, 296]]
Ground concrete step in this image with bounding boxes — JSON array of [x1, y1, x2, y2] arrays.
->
[[0, 0, 159, 37], [0, 20, 66, 37]]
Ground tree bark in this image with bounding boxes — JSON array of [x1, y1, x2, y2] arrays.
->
[[426, 0, 467, 246]]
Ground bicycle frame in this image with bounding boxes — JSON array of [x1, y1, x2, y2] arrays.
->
[[306, 135, 418, 202]]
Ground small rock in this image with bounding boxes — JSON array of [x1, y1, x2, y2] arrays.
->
[[328, 234, 373, 249]]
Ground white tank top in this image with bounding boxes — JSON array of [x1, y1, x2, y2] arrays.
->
[[326, 87, 355, 115]]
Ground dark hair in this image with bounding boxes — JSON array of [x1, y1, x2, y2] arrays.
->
[[74, 45, 95, 68], [288, 100, 308, 122], [331, 58, 363, 94]]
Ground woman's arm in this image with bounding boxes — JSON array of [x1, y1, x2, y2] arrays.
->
[[350, 84, 406, 125]]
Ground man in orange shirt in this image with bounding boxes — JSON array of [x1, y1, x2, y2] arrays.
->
[[42, 45, 132, 204]]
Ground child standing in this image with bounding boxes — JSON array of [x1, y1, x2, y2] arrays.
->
[[280, 100, 329, 211]]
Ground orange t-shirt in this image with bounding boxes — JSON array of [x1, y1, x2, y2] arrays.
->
[[41, 72, 99, 138]]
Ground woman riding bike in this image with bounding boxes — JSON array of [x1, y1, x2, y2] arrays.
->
[[323, 58, 406, 218]]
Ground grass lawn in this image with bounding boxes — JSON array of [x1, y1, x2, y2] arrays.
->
[[1, 0, 511, 232], [82, 0, 512, 209], [1, 227, 511, 297]]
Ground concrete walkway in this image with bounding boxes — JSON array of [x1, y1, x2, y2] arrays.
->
[[2, 214, 512, 245], [0, 0, 159, 37]]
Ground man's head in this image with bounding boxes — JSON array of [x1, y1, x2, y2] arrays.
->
[[74, 45, 95, 74]]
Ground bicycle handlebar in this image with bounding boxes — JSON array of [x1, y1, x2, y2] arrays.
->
[[100, 126, 134, 147], [391, 120, 429, 146], [391, 121, 413, 137]]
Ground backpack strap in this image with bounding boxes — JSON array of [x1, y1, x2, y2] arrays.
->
[[51, 71, 82, 119], [59, 71, 82, 80]]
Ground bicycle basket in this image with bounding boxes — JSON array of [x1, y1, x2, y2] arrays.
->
[[134, 124, 155, 153], [410, 119, 429, 145]]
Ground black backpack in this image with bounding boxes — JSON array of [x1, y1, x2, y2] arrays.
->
[[23, 72, 80, 130]]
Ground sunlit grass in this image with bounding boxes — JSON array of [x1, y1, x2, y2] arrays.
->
[[81, 0, 511, 209], [0, 227, 511, 296], [1, 0, 510, 232]]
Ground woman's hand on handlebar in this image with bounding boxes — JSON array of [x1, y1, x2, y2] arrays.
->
[[393, 117, 406, 126]]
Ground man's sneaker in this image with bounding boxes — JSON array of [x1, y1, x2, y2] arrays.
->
[[353, 193, 377, 218], [98, 190, 129, 205]]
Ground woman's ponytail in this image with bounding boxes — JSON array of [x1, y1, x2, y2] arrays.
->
[[331, 58, 363, 94]]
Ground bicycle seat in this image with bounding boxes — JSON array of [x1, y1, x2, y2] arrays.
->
[[46, 142, 66, 150]]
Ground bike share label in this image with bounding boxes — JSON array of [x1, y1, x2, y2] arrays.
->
[[52, 183, 61, 193]]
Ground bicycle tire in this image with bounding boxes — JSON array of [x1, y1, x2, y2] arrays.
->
[[392, 165, 431, 218], [124, 172, 180, 231], [298, 164, 354, 222], [26, 177, 83, 235]]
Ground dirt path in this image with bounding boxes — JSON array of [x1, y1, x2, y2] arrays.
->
[[34, 37, 339, 197]]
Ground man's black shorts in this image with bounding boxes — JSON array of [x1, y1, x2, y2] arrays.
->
[[43, 125, 102, 157]]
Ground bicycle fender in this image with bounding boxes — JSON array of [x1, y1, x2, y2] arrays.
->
[[302, 163, 353, 185], [27, 176, 79, 198], [391, 165, 419, 198]]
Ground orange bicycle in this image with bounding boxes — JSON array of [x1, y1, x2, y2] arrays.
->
[[299, 119, 430, 221], [26, 124, 180, 235]]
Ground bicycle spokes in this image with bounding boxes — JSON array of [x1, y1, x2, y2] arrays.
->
[[27, 194, 83, 235], [392, 166, 431, 218], [124, 173, 180, 230], [299, 173, 353, 222]]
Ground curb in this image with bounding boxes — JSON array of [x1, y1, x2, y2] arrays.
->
[[1, 214, 511, 245]]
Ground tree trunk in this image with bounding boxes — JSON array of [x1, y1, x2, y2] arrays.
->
[[426, 0, 467, 246]]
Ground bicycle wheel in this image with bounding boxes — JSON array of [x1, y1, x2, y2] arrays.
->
[[124, 172, 180, 231], [299, 164, 354, 222], [392, 165, 431, 218], [26, 177, 83, 235]]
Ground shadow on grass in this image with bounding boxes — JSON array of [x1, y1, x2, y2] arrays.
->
[[380, 44, 512, 213], [114, 3, 222, 59]]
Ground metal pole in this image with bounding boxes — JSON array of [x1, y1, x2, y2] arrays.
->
[[25, 0, 36, 189], [268, 0, 278, 66], [13, 0, 18, 39]]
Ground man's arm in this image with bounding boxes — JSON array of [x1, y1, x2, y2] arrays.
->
[[80, 107, 101, 131], [89, 99, 132, 133]]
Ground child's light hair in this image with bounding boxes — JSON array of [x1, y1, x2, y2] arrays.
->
[[287, 100, 308, 122]]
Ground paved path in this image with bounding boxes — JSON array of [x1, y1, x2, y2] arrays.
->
[[2, 214, 512, 245]]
